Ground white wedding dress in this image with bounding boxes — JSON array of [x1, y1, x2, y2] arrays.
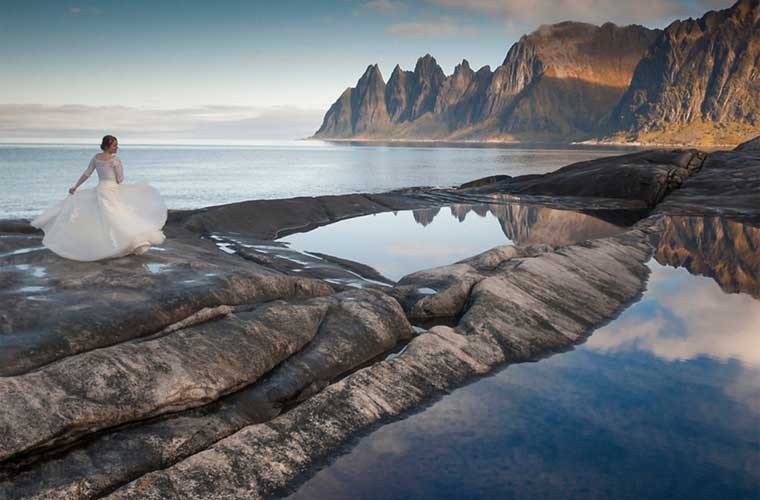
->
[[31, 154, 167, 261]]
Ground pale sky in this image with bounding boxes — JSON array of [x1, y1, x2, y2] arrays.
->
[[0, 0, 734, 141]]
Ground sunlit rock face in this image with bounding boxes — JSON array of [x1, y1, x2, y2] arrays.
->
[[609, 0, 760, 144], [654, 216, 760, 298]]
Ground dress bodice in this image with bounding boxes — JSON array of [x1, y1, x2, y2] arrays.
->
[[83, 155, 124, 183]]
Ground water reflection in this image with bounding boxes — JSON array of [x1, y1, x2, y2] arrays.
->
[[287, 345, 760, 500], [587, 262, 760, 366], [287, 215, 760, 499], [654, 216, 760, 298], [280, 202, 626, 281]]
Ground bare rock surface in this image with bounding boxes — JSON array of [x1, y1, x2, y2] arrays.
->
[[175, 192, 421, 239], [464, 149, 707, 208], [0, 235, 332, 376], [107, 228, 652, 500], [0, 289, 412, 499], [314, 23, 658, 141]]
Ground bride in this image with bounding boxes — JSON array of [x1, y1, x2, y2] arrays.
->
[[31, 135, 167, 261]]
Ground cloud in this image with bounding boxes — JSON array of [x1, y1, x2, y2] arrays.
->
[[586, 264, 760, 366], [362, 0, 407, 14], [0, 104, 325, 141], [386, 17, 478, 37], [425, 0, 734, 28], [65, 6, 100, 16]]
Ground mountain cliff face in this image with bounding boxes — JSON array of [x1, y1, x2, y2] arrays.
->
[[314, 0, 759, 145], [314, 22, 658, 141], [608, 0, 760, 145]]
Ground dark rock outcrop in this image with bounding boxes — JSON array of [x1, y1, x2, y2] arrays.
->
[[656, 148, 760, 219], [466, 149, 707, 208], [736, 135, 760, 151]]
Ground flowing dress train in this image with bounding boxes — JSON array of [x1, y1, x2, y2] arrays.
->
[[31, 154, 167, 261]]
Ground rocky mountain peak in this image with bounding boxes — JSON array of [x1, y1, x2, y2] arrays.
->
[[608, 0, 760, 143], [731, 0, 759, 21], [454, 59, 471, 74], [358, 63, 384, 84]]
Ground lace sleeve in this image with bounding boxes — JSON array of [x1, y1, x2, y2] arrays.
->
[[114, 157, 124, 183], [82, 156, 96, 179]]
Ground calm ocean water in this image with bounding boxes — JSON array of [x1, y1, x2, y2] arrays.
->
[[0, 141, 633, 219]]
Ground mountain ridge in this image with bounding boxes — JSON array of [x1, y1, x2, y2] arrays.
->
[[313, 0, 759, 146]]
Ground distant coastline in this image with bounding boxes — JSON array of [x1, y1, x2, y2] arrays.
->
[[303, 136, 732, 151]]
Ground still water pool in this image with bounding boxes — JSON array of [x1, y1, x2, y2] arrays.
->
[[286, 216, 760, 499], [279, 202, 626, 281]]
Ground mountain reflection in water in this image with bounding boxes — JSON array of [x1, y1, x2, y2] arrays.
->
[[655, 216, 760, 298], [287, 215, 760, 500], [280, 201, 627, 281]]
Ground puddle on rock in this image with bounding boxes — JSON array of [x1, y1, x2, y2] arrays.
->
[[0, 246, 46, 258], [278, 203, 629, 281], [16, 286, 49, 294], [144, 263, 172, 274], [14, 264, 47, 278]]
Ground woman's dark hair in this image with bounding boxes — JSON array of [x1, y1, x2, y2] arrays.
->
[[100, 135, 118, 151]]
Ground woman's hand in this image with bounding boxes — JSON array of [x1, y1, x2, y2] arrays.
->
[[68, 187, 77, 195]]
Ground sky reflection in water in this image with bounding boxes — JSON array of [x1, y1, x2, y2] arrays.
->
[[288, 216, 760, 500]]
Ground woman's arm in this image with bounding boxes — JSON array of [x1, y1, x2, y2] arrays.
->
[[69, 157, 96, 194], [114, 157, 124, 184]]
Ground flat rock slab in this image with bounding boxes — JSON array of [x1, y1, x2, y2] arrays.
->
[[0, 234, 332, 376], [0, 289, 412, 499], [174, 192, 424, 239]]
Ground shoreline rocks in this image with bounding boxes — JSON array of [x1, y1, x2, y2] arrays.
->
[[0, 144, 758, 499]]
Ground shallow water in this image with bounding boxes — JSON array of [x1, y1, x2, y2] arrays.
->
[[287, 216, 760, 500], [0, 142, 631, 219], [278, 202, 626, 281]]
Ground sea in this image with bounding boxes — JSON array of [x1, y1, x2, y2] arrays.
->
[[0, 140, 635, 219]]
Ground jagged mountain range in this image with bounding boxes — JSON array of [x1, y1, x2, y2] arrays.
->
[[314, 0, 759, 146]]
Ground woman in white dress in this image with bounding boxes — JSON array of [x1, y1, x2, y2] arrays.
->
[[31, 135, 168, 261]]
